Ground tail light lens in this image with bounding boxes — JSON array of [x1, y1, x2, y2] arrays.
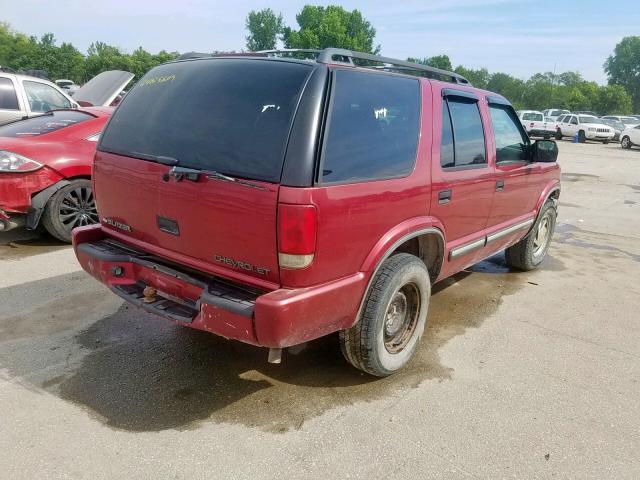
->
[[0, 150, 43, 172], [278, 204, 317, 269]]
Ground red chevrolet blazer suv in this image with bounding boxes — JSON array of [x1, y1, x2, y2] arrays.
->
[[73, 49, 560, 376]]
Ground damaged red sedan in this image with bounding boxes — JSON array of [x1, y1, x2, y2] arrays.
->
[[0, 71, 133, 242]]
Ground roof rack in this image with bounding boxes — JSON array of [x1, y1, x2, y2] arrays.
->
[[257, 48, 470, 85]]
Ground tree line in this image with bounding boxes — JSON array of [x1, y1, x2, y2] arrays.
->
[[1, 6, 638, 114]]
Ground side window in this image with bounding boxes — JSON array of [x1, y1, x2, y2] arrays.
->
[[570, 116, 578, 125], [0, 77, 19, 110], [441, 96, 486, 168], [321, 70, 420, 184], [23, 81, 71, 112], [440, 101, 455, 168], [488, 104, 529, 163]]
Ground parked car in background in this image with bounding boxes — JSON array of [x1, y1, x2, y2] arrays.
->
[[72, 49, 560, 376], [0, 71, 134, 241], [0, 73, 78, 125], [517, 110, 555, 138], [543, 108, 570, 121], [573, 111, 597, 116], [620, 125, 640, 150], [555, 114, 615, 143], [602, 115, 639, 128], [601, 118, 625, 141]]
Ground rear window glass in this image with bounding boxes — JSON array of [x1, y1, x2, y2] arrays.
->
[[522, 112, 543, 121], [444, 97, 486, 168], [0, 110, 93, 137], [99, 59, 312, 183], [0, 77, 19, 110], [321, 70, 420, 184]]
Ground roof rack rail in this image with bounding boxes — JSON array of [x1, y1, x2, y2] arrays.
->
[[257, 48, 471, 85]]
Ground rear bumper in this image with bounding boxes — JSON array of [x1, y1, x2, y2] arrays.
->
[[73, 225, 366, 348]]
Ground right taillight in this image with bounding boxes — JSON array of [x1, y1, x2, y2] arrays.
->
[[277, 204, 317, 269]]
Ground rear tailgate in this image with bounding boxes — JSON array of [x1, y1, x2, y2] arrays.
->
[[95, 58, 315, 287]]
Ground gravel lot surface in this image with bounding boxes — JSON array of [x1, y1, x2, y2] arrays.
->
[[1, 140, 639, 479]]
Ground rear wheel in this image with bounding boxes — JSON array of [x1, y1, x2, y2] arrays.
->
[[621, 136, 632, 149], [603, 140, 609, 144], [505, 200, 557, 271], [41, 179, 98, 243], [555, 129, 563, 140], [339, 253, 431, 377], [578, 130, 586, 143]]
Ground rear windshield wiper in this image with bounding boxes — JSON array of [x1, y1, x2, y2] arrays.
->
[[131, 151, 179, 166], [205, 170, 266, 190]]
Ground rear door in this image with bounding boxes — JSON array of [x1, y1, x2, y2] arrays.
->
[[431, 87, 495, 275], [95, 59, 316, 288]]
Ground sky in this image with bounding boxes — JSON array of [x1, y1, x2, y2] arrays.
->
[[3, 0, 639, 84]]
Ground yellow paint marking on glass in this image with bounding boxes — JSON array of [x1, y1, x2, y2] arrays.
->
[[139, 74, 176, 87]]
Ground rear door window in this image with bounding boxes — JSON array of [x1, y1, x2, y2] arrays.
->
[[321, 70, 420, 184], [0, 77, 19, 110], [522, 112, 543, 121], [99, 59, 312, 183], [23, 81, 72, 112], [441, 97, 487, 168], [0, 110, 93, 137]]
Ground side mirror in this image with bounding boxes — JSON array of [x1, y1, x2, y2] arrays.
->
[[532, 139, 558, 163]]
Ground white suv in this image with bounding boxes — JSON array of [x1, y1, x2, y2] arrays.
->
[[555, 114, 615, 143], [0, 73, 78, 125], [620, 125, 640, 149]]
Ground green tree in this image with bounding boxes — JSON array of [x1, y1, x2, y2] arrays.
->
[[595, 84, 632, 115], [604, 36, 640, 112], [245, 8, 284, 51], [454, 66, 490, 89], [486, 72, 526, 108], [407, 55, 452, 71], [283, 5, 379, 53]]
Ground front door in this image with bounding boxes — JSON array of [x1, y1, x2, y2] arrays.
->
[[484, 98, 541, 253], [431, 87, 495, 279]]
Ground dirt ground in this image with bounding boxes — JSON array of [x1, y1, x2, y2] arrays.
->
[[1, 140, 639, 479]]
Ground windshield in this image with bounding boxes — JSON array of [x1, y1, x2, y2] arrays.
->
[[551, 110, 569, 116], [0, 110, 93, 137], [603, 119, 624, 130], [579, 116, 603, 125], [522, 112, 543, 121], [99, 59, 312, 182]]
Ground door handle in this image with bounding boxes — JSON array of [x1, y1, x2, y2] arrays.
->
[[496, 180, 505, 192], [438, 189, 452, 204]]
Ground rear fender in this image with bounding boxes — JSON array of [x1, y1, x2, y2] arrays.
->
[[26, 179, 70, 229]]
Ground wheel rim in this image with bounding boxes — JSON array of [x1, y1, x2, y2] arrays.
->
[[622, 137, 629, 148], [58, 186, 98, 231], [383, 282, 420, 353], [533, 214, 552, 258]]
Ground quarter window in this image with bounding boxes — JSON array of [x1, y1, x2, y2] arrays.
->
[[489, 104, 529, 163], [23, 81, 71, 112], [0, 78, 19, 110], [440, 97, 487, 168], [321, 70, 420, 184]]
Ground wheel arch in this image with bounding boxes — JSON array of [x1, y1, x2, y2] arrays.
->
[[351, 219, 446, 328]]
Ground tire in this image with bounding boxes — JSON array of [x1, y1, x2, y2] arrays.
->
[[339, 253, 431, 377], [505, 200, 557, 271], [621, 136, 632, 149], [603, 140, 609, 144], [578, 130, 586, 143], [543, 134, 550, 140], [41, 179, 98, 243], [555, 129, 562, 140]]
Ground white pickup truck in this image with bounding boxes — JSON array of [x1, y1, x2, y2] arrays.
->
[[517, 110, 556, 139], [555, 114, 615, 143]]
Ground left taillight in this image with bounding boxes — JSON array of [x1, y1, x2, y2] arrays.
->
[[277, 204, 317, 269], [0, 150, 43, 173]]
